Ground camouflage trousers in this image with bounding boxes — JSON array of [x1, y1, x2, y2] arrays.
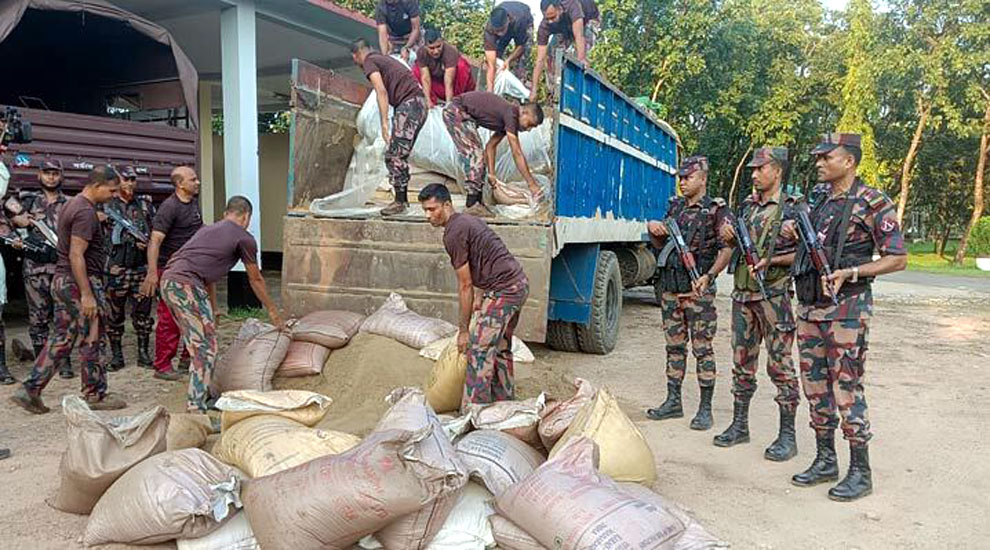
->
[[385, 96, 429, 193], [462, 278, 529, 410], [797, 318, 872, 446], [731, 294, 800, 410], [660, 289, 717, 388], [24, 268, 54, 353], [442, 102, 486, 195], [161, 278, 216, 412], [22, 274, 108, 399], [106, 266, 154, 340]]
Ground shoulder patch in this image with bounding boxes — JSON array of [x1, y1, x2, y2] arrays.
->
[[711, 197, 726, 207], [861, 187, 890, 211]]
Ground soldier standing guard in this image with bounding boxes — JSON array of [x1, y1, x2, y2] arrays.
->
[[646, 156, 733, 430], [102, 166, 155, 371], [714, 147, 802, 461], [787, 133, 906, 501]]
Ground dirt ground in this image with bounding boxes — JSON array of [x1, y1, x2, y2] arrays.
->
[[0, 275, 987, 549]]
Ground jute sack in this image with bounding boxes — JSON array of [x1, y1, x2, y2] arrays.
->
[[468, 395, 546, 451], [424, 337, 467, 414], [618, 483, 726, 550], [291, 310, 365, 349], [455, 430, 545, 496], [374, 388, 469, 550], [277, 341, 331, 378], [177, 512, 260, 550], [215, 389, 332, 431], [496, 437, 686, 550], [213, 319, 292, 394], [84, 448, 244, 546], [548, 388, 656, 484], [53, 396, 168, 514], [212, 415, 361, 478], [360, 293, 457, 349], [425, 482, 496, 550], [243, 427, 457, 550], [420, 334, 535, 363], [168, 413, 215, 451], [489, 515, 546, 550], [538, 378, 595, 450]]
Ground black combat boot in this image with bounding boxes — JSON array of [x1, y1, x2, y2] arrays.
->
[[0, 345, 14, 385], [58, 359, 75, 379], [646, 380, 683, 420], [107, 338, 125, 372], [381, 188, 408, 216], [137, 335, 153, 369], [764, 406, 798, 461], [690, 385, 714, 430], [792, 429, 839, 487], [828, 445, 872, 501], [713, 397, 750, 447]]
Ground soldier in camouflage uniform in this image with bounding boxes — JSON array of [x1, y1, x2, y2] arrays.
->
[[4, 160, 71, 378], [714, 147, 802, 461], [787, 133, 906, 502], [646, 156, 733, 431], [101, 166, 155, 371]]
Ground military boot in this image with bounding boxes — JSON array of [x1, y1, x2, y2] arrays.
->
[[11, 338, 34, 361], [646, 380, 683, 420], [713, 397, 750, 447], [690, 385, 714, 430], [58, 359, 75, 379], [176, 355, 191, 374], [0, 346, 14, 385], [107, 338, 125, 372], [137, 335, 153, 369], [792, 429, 839, 487], [764, 406, 798, 461], [828, 445, 872, 501], [381, 188, 409, 216]]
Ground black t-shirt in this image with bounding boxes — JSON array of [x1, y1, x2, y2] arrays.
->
[[55, 194, 105, 277], [484, 1, 534, 55], [363, 52, 422, 107], [375, 0, 420, 39], [152, 194, 203, 269], [443, 213, 525, 291]]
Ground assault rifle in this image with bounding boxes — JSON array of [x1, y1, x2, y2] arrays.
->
[[0, 233, 45, 254], [105, 207, 148, 245], [795, 206, 838, 305], [733, 213, 770, 300], [664, 218, 702, 284]]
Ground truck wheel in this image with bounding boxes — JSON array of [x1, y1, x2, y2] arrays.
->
[[577, 250, 622, 355], [546, 320, 581, 353]]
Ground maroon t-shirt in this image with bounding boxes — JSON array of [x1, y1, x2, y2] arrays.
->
[[374, 0, 420, 39], [484, 1, 534, 54], [443, 213, 525, 292], [55, 194, 106, 277], [162, 220, 258, 288], [537, 0, 599, 46], [452, 91, 521, 135], [363, 52, 422, 107], [152, 193, 203, 269], [416, 42, 461, 81]]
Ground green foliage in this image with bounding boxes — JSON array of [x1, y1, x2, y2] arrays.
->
[[969, 217, 990, 257], [837, 0, 881, 187]]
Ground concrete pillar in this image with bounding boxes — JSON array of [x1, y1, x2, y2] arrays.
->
[[220, 0, 260, 266], [198, 81, 215, 224]]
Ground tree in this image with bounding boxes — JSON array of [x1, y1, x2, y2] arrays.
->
[[837, 0, 881, 186]]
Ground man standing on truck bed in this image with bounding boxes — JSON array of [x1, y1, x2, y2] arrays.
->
[[139, 166, 203, 381], [484, 2, 535, 91], [419, 183, 529, 410], [352, 38, 429, 217], [414, 27, 476, 107], [375, 0, 421, 63], [160, 196, 282, 413], [10, 166, 127, 414], [529, 0, 600, 102], [646, 155, 733, 431], [4, 160, 71, 378], [441, 90, 545, 217]]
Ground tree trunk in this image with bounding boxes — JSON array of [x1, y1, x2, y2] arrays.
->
[[936, 225, 950, 257], [728, 143, 753, 208], [954, 97, 990, 265], [896, 99, 932, 225]]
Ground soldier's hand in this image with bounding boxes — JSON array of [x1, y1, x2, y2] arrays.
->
[[96, 212, 108, 223], [81, 293, 98, 319], [720, 223, 736, 244], [692, 273, 711, 296], [781, 220, 797, 241], [647, 221, 668, 238], [381, 124, 392, 146], [10, 214, 29, 228], [136, 242, 147, 250], [457, 331, 469, 354], [10, 239, 22, 250], [139, 273, 158, 298], [824, 269, 850, 298], [752, 257, 770, 273]]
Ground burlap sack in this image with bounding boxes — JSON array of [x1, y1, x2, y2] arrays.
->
[[538, 378, 595, 450], [212, 415, 361, 478], [277, 341, 331, 378], [52, 396, 168, 514], [84, 448, 244, 546], [215, 389, 332, 431], [424, 337, 467, 414], [489, 515, 546, 550], [243, 427, 457, 550], [291, 310, 365, 349], [360, 293, 457, 349], [455, 430, 545, 496], [618, 483, 726, 550], [549, 388, 656, 484], [469, 395, 546, 451], [213, 319, 292, 394], [496, 437, 686, 550], [168, 413, 215, 451], [420, 334, 535, 363]]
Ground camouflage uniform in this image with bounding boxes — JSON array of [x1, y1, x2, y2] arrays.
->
[[442, 102, 486, 195], [16, 190, 67, 358], [102, 196, 155, 343], [462, 277, 529, 409], [160, 278, 216, 412], [385, 96, 429, 199]]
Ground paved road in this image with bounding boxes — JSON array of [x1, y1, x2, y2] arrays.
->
[[882, 270, 990, 293]]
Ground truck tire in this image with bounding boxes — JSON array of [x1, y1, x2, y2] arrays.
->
[[654, 275, 664, 307], [576, 250, 622, 355], [546, 320, 581, 353]]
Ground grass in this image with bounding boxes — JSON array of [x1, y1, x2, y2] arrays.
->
[[224, 307, 268, 321], [906, 240, 990, 277]]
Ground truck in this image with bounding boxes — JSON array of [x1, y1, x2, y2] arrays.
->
[[281, 55, 679, 354]]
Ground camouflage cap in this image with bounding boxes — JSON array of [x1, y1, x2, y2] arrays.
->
[[811, 133, 861, 155], [747, 146, 789, 168], [678, 155, 709, 177], [40, 159, 63, 171], [120, 165, 138, 179]]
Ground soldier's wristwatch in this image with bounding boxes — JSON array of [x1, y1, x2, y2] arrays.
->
[[850, 266, 859, 283]]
